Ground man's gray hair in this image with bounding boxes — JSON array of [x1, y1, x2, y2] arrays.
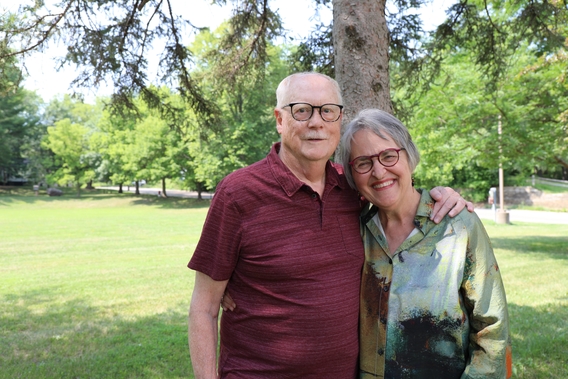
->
[[338, 109, 420, 190], [275, 72, 342, 108]]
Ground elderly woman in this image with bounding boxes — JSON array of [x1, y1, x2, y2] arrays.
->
[[339, 109, 512, 379]]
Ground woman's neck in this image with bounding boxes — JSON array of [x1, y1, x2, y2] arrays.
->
[[378, 188, 421, 254]]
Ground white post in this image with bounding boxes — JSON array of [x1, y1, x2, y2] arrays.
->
[[496, 114, 510, 224]]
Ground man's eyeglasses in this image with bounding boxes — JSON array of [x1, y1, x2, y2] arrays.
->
[[349, 148, 405, 174], [283, 103, 343, 122]]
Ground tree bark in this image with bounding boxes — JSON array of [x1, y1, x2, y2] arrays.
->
[[333, 0, 393, 125], [161, 178, 168, 197]]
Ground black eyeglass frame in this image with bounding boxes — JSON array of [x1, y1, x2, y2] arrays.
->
[[283, 102, 344, 122], [349, 148, 406, 174]]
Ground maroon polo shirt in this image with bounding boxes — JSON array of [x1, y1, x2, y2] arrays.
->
[[189, 143, 364, 379]]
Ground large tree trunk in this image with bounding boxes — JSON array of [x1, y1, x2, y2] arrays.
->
[[333, 0, 393, 124]]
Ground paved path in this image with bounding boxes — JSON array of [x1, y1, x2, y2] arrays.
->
[[98, 186, 567, 225], [474, 208, 568, 225]]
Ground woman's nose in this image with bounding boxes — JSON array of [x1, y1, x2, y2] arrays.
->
[[370, 158, 386, 177]]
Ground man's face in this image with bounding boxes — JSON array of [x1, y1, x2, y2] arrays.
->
[[275, 75, 342, 168]]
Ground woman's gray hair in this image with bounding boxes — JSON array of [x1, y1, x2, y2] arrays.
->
[[276, 72, 342, 108], [339, 109, 420, 190]]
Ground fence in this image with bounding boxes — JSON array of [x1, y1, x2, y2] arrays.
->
[[532, 176, 568, 189]]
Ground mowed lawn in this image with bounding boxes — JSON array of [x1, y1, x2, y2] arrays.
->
[[1, 188, 567, 379]]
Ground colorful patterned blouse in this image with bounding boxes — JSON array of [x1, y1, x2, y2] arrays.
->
[[359, 189, 512, 379]]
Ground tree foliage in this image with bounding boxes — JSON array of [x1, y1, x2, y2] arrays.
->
[[397, 42, 568, 200], [2, 0, 567, 197], [0, 82, 41, 183]]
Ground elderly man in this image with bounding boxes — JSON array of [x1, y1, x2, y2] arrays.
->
[[188, 72, 470, 379]]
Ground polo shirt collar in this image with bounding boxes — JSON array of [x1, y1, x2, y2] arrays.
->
[[267, 142, 345, 197]]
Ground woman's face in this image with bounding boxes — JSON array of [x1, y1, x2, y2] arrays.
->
[[350, 129, 414, 211]]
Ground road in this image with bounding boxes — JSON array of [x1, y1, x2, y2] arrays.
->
[[97, 186, 568, 225], [474, 208, 568, 225]]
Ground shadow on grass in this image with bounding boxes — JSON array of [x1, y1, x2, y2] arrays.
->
[[508, 302, 568, 379], [490, 236, 568, 261], [0, 186, 211, 209], [0, 289, 193, 379], [130, 196, 212, 209]]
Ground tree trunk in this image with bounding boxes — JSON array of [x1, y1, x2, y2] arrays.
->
[[333, 0, 393, 124], [118, 183, 123, 193], [161, 178, 168, 197], [135, 181, 140, 195], [196, 181, 204, 200]]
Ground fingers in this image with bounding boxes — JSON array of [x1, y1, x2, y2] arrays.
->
[[429, 186, 472, 224], [220, 293, 236, 312], [430, 197, 454, 224]]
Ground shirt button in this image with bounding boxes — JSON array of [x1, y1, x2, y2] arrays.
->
[[311, 193, 317, 199], [383, 285, 389, 292], [377, 348, 384, 356]]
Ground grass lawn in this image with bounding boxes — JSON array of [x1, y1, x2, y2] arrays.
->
[[1, 187, 567, 378], [0, 188, 208, 379]]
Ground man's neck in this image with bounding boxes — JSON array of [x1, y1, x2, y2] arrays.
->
[[278, 149, 327, 196]]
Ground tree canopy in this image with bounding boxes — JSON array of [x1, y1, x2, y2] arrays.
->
[[1, 0, 567, 197]]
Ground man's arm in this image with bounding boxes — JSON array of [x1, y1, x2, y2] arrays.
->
[[188, 271, 229, 379], [429, 186, 474, 224]]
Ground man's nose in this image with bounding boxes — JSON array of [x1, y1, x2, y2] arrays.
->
[[307, 109, 325, 127]]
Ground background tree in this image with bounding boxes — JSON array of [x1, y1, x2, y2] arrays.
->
[[2, 0, 566, 113], [0, 81, 41, 183], [2, 0, 567, 198], [93, 106, 138, 193], [41, 118, 95, 196], [182, 24, 284, 190], [396, 40, 568, 200]]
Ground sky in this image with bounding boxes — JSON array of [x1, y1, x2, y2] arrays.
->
[[2, 0, 447, 102]]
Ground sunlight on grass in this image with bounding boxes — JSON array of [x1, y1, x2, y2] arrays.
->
[[484, 221, 568, 379], [1, 190, 204, 378]]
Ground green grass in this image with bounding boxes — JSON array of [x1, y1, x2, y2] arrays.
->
[[532, 181, 568, 194], [0, 188, 209, 379], [1, 187, 567, 378], [482, 221, 568, 378]]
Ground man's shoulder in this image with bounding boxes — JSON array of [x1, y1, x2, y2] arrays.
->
[[219, 158, 269, 185], [214, 157, 280, 203]]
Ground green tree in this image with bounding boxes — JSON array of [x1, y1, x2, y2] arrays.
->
[[41, 118, 95, 196], [4, 0, 565, 119], [183, 24, 284, 190], [0, 85, 41, 184], [92, 106, 138, 193], [396, 42, 568, 200]]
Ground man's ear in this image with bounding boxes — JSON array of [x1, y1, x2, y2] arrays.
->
[[275, 108, 284, 134]]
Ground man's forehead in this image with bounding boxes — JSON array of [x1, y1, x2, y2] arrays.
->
[[287, 77, 340, 103]]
